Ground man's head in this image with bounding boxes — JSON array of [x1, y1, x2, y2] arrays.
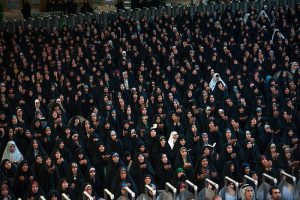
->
[[212, 195, 222, 200], [241, 184, 254, 200], [269, 186, 281, 200]]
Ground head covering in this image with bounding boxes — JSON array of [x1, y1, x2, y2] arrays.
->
[[206, 106, 211, 111], [176, 168, 185, 173], [218, 109, 225, 114], [159, 136, 166, 141], [241, 162, 251, 169], [112, 152, 119, 157], [180, 147, 187, 153], [240, 184, 255, 200], [209, 73, 227, 91], [1, 141, 23, 163], [89, 167, 96, 172], [168, 131, 178, 150]]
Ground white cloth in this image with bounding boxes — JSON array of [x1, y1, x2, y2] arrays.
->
[[1, 141, 23, 163], [168, 131, 178, 150], [209, 73, 227, 91]]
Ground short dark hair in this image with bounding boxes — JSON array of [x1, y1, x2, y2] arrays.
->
[[269, 186, 280, 195]]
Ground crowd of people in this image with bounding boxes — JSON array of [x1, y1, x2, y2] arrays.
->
[[0, 1, 299, 200], [45, 0, 93, 14]]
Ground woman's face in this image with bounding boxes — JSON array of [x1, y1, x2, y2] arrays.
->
[[111, 132, 117, 140], [180, 149, 187, 157], [285, 150, 291, 159], [138, 155, 144, 163], [155, 116, 161, 123], [288, 130, 294, 136], [8, 129, 14, 137], [99, 145, 105, 152], [84, 121, 90, 129], [12, 116, 17, 124], [252, 173, 258, 181], [78, 153, 84, 159], [1, 186, 8, 196], [245, 167, 250, 174], [245, 131, 251, 139], [31, 182, 39, 193], [46, 158, 52, 166], [4, 161, 11, 169], [161, 154, 168, 163], [126, 107, 132, 115], [144, 176, 151, 185], [52, 111, 57, 119], [218, 82, 224, 89], [71, 166, 77, 174], [270, 145, 276, 152], [89, 169, 96, 177], [9, 144, 15, 153], [209, 95, 215, 102], [55, 151, 61, 159], [251, 118, 257, 125], [50, 196, 58, 200], [208, 121, 214, 128], [157, 95, 163, 102], [62, 180, 68, 190], [34, 120, 41, 127], [180, 139, 186, 145], [246, 142, 253, 149], [22, 163, 29, 172], [160, 139, 166, 146], [225, 130, 232, 139], [173, 133, 178, 140], [201, 159, 208, 168], [33, 140, 38, 149], [59, 142, 64, 149], [75, 118, 80, 124], [85, 185, 93, 195], [139, 145, 145, 152], [226, 145, 233, 154], [230, 164, 235, 172], [261, 157, 269, 167]]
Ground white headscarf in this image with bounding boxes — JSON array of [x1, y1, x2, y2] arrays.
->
[[1, 141, 23, 163], [209, 73, 227, 91], [168, 131, 178, 150], [240, 184, 255, 200]]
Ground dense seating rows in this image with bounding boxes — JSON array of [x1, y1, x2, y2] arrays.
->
[[0, 2, 299, 199]]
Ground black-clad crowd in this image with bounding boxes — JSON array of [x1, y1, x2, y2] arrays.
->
[[0, 2, 299, 200], [46, 0, 93, 15]]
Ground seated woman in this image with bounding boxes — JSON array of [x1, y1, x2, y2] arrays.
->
[[79, 182, 99, 200], [25, 180, 46, 200], [0, 183, 16, 200], [1, 141, 23, 166], [1, 159, 17, 190]]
